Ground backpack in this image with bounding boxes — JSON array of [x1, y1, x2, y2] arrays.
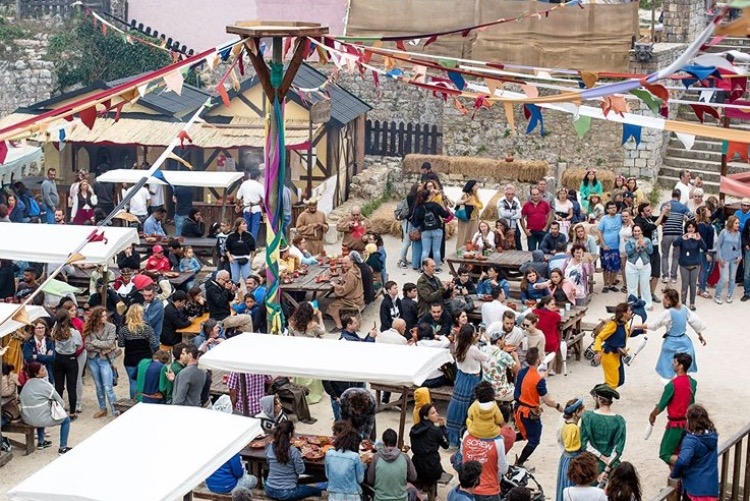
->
[[26, 196, 41, 217], [423, 209, 440, 230], [394, 198, 410, 221]]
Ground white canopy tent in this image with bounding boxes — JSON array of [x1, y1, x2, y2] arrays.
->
[[8, 404, 262, 501], [199, 333, 453, 386], [0, 224, 139, 264], [199, 333, 454, 444], [0, 144, 43, 185], [97, 169, 243, 188], [0, 304, 49, 339]]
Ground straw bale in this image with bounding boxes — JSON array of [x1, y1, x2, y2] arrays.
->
[[370, 202, 403, 237], [403, 154, 547, 183], [561, 168, 616, 192], [479, 190, 503, 221]]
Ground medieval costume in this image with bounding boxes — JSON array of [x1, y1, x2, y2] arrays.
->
[[646, 306, 705, 380], [656, 373, 697, 464]]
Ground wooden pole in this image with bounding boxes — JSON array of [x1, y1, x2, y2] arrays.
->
[[720, 115, 730, 204]]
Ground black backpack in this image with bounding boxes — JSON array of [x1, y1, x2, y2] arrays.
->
[[423, 209, 440, 230]]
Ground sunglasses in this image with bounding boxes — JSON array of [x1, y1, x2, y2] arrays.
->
[[522, 323, 531, 329]]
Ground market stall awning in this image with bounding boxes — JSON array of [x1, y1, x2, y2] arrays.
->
[[721, 172, 750, 198], [0, 225, 139, 265], [97, 169, 243, 188], [0, 143, 43, 185], [199, 332, 453, 386], [8, 404, 262, 501], [0, 304, 49, 339], [0, 112, 311, 149]]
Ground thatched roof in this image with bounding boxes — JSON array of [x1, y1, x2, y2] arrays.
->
[[0, 112, 314, 149]]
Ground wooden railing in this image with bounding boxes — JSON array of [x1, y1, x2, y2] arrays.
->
[[650, 422, 750, 501]]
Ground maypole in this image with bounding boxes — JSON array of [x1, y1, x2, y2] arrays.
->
[[227, 21, 328, 334]]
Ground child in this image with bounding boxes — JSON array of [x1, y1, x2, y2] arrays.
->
[[179, 246, 202, 290], [452, 265, 477, 295], [466, 381, 503, 440], [213, 220, 231, 273], [255, 395, 288, 434], [556, 398, 586, 501], [448, 460, 483, 501], [233, 293, 264, 333], [400, 283, 419, 332], [365, 243, 383, 288], [587, 194, 604, 221]]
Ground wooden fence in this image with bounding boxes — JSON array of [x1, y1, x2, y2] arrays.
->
[[365, 119, 441, 157], [17, 0, 110, 18], [650, 421, 750, 501]]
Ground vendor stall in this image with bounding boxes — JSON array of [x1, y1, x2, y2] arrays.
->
[[7, 404, 262, 501], [0, 304, 48, 338], [199, 333, 454, 444]]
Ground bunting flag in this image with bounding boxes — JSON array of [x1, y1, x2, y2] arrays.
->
[[675, 132, 695, 151], [178, 130, 193, 149], [503, 102, 515, 131], [727, 141, 750, 162], [0, 140, 7, 164], [523, 104, 546, 136], [163, 70, 184, 95], [580, 71, 599, 89], [86, 230, 109, 245], [79, 106, 98, 130], [630, 89, 663, 114], [681, 65, 721, 86], [448, 71, 466, 90], [167, 152, 194, 169], [152, 169, 175, 190], [724, 99, 750, 120], [690, 104, 721, 123], [573, 115, 592, 138], [622, 123, 642, 146]]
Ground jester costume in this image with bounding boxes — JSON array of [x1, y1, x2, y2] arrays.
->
[[656, 374, 697, 464], [593, 319, 641, 388]]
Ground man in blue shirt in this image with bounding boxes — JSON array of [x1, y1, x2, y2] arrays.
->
[[735, 198, 750, 301], [172, 185, 194, 237], [142, 285, 165, 345], [660, 190, 694, 284], [143, 207, 167, 237], [597, 201, 623, 293]]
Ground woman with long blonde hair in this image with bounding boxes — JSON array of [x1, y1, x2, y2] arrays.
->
[[117, 304, 158, 398], [84, 306, 119, 418]]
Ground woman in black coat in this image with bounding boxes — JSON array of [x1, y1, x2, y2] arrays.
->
[[349, 251, 375, 305], [409, 403, 449, 488]]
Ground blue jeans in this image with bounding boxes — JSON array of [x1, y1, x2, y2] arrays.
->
[[421, 229, 443, 268], [412, 239, 423, 270], [282, 214, 292, 238], [88, 355, 118, 412], [716, 259, 740, 300], [37, 416, 70, 448], [125, 365, 138, 399], [400, 220, 413, 263], [174, 214, 188, 237], [44, 205, 56, 224], [743, 250, 750, 296], [265, 485, 324, 501], [230, 260, 252, 283], [331, 398, 342, 421], [243, 211, 262, 242], [527, 230, 546, 251], [699, 251, 715, 292]]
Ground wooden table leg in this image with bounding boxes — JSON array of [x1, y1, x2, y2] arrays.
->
[[398, 385, 408, 448]]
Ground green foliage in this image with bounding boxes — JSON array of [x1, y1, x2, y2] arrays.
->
[[647, 184, 662, 206], [47, 15, 172, 92], [362, 181, 393, 217], [640, 0, 663, 9], [0, 16, 28, 49]]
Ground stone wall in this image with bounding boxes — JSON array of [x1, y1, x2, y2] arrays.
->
[[662, 0, 706, 43], [0, 37, 55, 117]]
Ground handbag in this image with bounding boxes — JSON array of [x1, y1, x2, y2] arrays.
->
[[49, 387, 67, 421], [409, 228, 422, 241], [455, 206, 469, 222]]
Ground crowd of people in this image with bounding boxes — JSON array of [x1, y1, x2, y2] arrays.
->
[[0, 161, 726, 501]]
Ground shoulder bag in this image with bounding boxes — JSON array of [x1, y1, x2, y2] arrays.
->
[[49, 386, 67, 421]]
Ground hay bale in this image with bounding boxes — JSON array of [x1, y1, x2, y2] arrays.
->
[[481, 190, 504, 221], [445, 219, 458, 239], [561, 168, 616, 192], [370, 202, 402, 237], [403, 154, 547, 183]]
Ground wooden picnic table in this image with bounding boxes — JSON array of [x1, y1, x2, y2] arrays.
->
[[445, 250, 533, 281], [279, 264, 334, 309], [177, 312, 210, 343], [240, 434, 333, 487]]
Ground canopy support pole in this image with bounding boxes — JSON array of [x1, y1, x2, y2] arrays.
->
[[398, 385, 408, 448]]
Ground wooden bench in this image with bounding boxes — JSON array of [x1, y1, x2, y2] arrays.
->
[[1, 420, 35, 455], [192, 484, 325, 501], [371, 384, 453, 413]]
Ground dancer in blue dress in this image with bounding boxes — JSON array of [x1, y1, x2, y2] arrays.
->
[[634, 289, 706, 381]]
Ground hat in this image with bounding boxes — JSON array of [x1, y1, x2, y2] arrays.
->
[[152, 244, 164, 253], [564, 398, 585, 415], [463, 180, 478, 194], [742, 198, 750, 206], [132, 274, 154, 291], [588, 193, 601, 200], [280, 245, 290, 253], [591, 383, 620, 400], [486, 321, 505, 342], [120, 268, 133, 276]]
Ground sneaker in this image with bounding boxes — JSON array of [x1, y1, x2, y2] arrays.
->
[[741, 295, 750, 302], [397, 260, 408, 269], [690, 304, 696, 311], [714, 298, 723, 305], [58, 447, 73, 455], [93, 409, 108, 419], [653, 296, 662, 303], [37, 441, 52, 450], [662, 277, 669, 284], [609, 286, 619, 292], [1, 437, 10, 452], [439, 471, 454, 484], [671, 278, 678, 284], [602, 287, 610, 293], [727, 297, 734, 304], [620, 286, 627, 293]]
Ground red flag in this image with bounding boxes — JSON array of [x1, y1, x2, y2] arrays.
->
[[178, 130, 193, 149], [727, 142, 749, 163], [424, 36, 438, 48], [79, 106, 97, 130], [217, 82, 231, 108], [690, 104, 720, 123], [396, 40, 406, 51], [87, 230, 109, 245], [284, 37, 293, 58], [114, 102, 125, 122], [0, 141, 7, 164]]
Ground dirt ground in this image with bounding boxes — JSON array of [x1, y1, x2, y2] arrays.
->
[[1, 231, 747, 500]]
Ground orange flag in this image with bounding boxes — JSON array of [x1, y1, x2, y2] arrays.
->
[[727, 141, 749, 163]]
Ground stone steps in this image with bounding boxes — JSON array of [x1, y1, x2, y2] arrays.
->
[[665, 146, 722, 162], [667, 138, 723, 153]]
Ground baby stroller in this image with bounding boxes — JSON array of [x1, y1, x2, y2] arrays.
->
[[583, 294, 648, 366], [500, 465, 545, 501]]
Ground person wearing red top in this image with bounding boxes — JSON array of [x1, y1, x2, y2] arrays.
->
[[532, 296, 563, 375], [649, 352, 697, 465], [146, 244, 172, 272], [520, 187, 552, 251], [513, 347, 563, 468], [461, 432, 509, 498]]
